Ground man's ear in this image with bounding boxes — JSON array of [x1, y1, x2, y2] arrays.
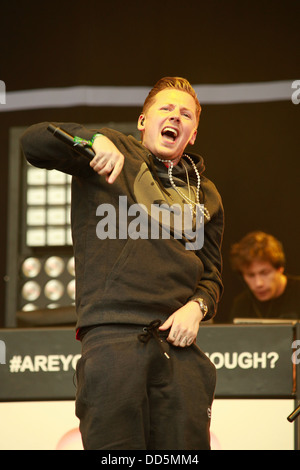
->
[[137, 114, 146, 131], [188, 128, 198, 146]]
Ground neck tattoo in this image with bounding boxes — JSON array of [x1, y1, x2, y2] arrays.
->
[[154, 154, 210, 220]]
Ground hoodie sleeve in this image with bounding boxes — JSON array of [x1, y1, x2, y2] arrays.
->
[[20, 122, 97, 177], [190, 178, 224, 321]]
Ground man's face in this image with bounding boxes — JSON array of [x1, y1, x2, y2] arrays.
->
[[138, 89, 198, 161], [241, 260, 285, 301]]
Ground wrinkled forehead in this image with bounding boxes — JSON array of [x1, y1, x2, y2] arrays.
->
[[154, 89, 196, 107]]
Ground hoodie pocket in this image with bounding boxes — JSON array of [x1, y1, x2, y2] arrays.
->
[[101, 237, 202, 307]]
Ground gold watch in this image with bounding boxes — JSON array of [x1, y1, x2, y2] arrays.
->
[[193, 298, 208, 318]]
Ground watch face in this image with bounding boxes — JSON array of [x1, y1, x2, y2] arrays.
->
[[197, 299, 208, 316]]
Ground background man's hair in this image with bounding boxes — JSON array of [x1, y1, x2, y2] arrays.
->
[[230, 231, 286, 272]]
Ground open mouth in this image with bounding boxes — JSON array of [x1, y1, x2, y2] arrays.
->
[[161, 127, 179, 142]]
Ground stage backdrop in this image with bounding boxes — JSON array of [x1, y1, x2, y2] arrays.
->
[[0, 1, 299, 325]]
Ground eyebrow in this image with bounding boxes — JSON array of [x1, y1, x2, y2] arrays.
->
[[160, 103, 194, 114]]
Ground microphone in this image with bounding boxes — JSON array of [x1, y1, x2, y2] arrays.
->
[[47, 123, 95, 159], [287, 404, 300, 423]]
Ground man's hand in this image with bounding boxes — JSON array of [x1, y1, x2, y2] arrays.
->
[[90, 134, 125, 184], [159, 301, 204, 348]]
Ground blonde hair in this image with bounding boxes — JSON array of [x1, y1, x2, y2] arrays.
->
[[143, 77, 202, 124]]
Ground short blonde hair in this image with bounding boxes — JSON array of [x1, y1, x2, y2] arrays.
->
[[143, 77, 202, 125]]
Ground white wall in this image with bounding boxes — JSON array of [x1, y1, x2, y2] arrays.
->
[[0, 399, 295, 450]]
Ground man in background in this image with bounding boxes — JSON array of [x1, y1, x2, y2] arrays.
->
[[229, 231, 300, 321]]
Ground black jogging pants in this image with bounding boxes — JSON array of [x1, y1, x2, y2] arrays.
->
[[75, 322, 216, 450]]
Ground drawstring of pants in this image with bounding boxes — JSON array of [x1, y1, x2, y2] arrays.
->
[[138, 320, 170, 359]]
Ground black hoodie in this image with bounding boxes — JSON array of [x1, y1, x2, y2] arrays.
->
[[21, 122, 224, 331]]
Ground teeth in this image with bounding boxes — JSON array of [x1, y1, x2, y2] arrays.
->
[[162, 127, 178, 138]]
